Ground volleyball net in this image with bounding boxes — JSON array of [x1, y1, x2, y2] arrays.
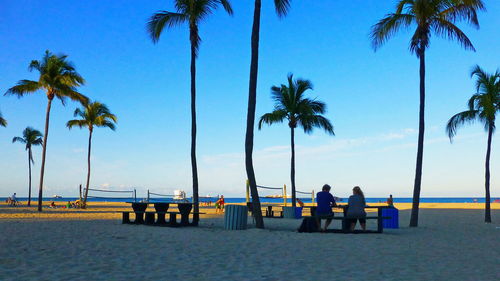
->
[[84, 187, 137, 202]]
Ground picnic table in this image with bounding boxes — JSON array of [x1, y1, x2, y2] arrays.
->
[[303, 204, 392, 233], [123, 202, 202, 226]]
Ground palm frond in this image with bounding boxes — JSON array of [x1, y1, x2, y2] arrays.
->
[[0, 111, 6, 127], [274, 0, 292, 18], [218, 0, 234, 15], [258, 110, 287, 130], [431, 18, 475, 51], [446, 110, 478, 140], [147, 11, 187, 43], [370, 13, 414, 51], [67, 119, 88, 129], [4, 80, 41, 97], [299, 115, 335, 135], [439, 0, 485, 28], [12, 136, 26, 144]]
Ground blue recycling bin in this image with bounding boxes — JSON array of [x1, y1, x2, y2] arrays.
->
[[382, 207, 399, 229], [283, 206, 303, 219]]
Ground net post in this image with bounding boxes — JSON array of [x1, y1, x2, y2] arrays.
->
[[134, 189, 137, 202], [283, 184, 287, 206], [311, 190, 315, 204], [246, 179, 250, 203], [147, 189, 150, 202]]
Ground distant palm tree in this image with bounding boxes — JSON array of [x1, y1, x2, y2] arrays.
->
[[446, 65, 500, 223], [259, 74, 334, 207], [0, 110, 6, 127], [12, 127, 43, 206], [245, 0, 291, 229], [370, 0, 485, 227], [147, 0, 233, 219], [5, 50, 88, 211], [67, 101, 117, 208]]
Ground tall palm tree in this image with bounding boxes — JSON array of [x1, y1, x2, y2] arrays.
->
[[259, 74, 334, 207], [246, 0, 292, 229], [370, 0, 485, 227], [5, 50, 88, 211], [67, 101, 117, 208], [12, 127, 43, 206], [147, 0, 233, 220], [446, 65, 500, 223], [0, 110, 6, 127]]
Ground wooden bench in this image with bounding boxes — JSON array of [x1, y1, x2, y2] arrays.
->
[[302, 215, 390, 233], [264, 206, 283, 218]]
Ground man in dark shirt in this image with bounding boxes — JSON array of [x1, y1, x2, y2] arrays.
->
[[316, 184, 337, 231]]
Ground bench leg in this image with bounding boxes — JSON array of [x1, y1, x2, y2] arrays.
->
[[145, 212, 155, 225], [122, 212, 130, 224], [377, 209, 383, 233], [180, 213, 190, 226], [134, 212, 145, 224], [156, 213, 167, 225], [191, 213, 199, 226], [168, 213, 177, 226]]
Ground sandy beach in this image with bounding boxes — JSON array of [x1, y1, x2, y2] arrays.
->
[[0, 202, 499, 281]]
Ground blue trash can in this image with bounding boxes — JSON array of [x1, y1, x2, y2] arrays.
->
[[382, 207, 399, 229], [224, 205, 248, 230], [294, 207, 303, 219]]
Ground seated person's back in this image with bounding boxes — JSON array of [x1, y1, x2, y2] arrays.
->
[[346, 193, 366, 218], [316, 185, 336, 215]]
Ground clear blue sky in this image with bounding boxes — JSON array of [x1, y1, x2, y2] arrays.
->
[[1, 0, 499, 198]]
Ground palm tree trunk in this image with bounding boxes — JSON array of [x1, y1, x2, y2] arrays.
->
[[484, 125, 493, 223], [82, 129, 92, 208], [28, 148, 32, 207], [290, 126, 296, 207], [410, 50, 426, 227], [38, 97, 53, 212], [245, 0, 264, 229], [190, 26, 200, 220]]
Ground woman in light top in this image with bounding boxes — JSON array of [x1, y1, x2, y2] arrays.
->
[[346, 186, 367, 231]]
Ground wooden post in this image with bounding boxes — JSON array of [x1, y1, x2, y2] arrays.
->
[[283, 184, 287, 206], [246, 179, 250, 203], [312, 190, 315, 204], [134, 189, 137, 202]]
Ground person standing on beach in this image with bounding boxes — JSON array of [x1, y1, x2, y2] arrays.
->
[[346, 186, 367, 231], [387, 194, 394, 206], [316, 184, 337, 231]]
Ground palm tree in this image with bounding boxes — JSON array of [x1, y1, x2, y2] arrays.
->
[[245, 0, 291, 229], [147, 0, 233, 220], [0, 110, 6, 127], [67, 101, 117, 208], [259, 74, 334, 207], [12, 127, 43, 206], [446, 65, 500, 223], [370, 0, 485, 227], [5, 50, 88, 211]]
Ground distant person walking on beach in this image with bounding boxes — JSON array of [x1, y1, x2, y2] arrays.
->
[[346, 186, 367, 231], [215, 195, 225, 214], [316, 184, 337, 231], [387, 194, 394, 206]]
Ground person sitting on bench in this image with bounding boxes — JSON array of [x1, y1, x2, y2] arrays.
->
[[316, 184, 337, 232], [346, 186, 367, 231]]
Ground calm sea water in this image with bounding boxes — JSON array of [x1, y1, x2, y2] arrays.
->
[[2, 197, 498, 203]]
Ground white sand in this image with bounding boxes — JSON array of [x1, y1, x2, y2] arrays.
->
[[0, 208, 499, 281]]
